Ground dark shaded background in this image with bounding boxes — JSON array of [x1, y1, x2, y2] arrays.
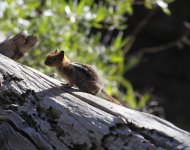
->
[[126, 0, 190, 131]]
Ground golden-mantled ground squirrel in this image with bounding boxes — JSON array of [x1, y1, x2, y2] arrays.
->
[[44, 50, 121, 104]]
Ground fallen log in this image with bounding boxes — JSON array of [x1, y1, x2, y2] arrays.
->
[[0, 36, 190, 150]]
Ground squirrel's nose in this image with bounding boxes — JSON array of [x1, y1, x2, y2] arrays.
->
[[44, 59, 49, 65]]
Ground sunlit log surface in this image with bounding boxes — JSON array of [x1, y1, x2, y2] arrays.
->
[[0, 54, 190, 150]]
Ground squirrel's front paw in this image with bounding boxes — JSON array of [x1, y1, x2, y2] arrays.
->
[[61, 83, 72, 88], [48, 73, 55, 78]]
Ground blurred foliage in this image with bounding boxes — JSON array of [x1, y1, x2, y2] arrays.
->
[[0, 0, 173, 109]]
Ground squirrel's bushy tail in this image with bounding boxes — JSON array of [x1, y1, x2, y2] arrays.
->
[[96, 88, 121, 105]]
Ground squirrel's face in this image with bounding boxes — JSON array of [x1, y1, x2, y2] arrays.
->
[[44, 50, 64, 67]]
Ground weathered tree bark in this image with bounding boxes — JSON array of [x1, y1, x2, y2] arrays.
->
[[0, 43, 190, 150], [0, 32, 38, 60]]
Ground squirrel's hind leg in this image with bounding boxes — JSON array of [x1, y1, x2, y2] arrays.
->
[[61, 82, 73, 88]]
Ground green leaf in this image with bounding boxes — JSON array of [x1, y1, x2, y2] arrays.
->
[[113, 32, 123, 50], [120, 78, 137, 109], [95, 7, 107, 22], [92, 22, 103, 28], [138, 93, 151, 108]]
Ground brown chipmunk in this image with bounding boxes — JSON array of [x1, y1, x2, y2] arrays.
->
[[44, 50, 121, 104]]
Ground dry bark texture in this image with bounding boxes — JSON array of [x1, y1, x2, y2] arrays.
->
[[1, 55, 190, 150], [0, 33, 38, 60], [0, 35, 190, 150]]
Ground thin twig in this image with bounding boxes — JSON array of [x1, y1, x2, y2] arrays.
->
[[123, 9, 157, 55], [140, 22, 190, 53]]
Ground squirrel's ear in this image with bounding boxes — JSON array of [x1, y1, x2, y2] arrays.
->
[[59, 50, 64, 57], [55, 48, 59, 53]]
